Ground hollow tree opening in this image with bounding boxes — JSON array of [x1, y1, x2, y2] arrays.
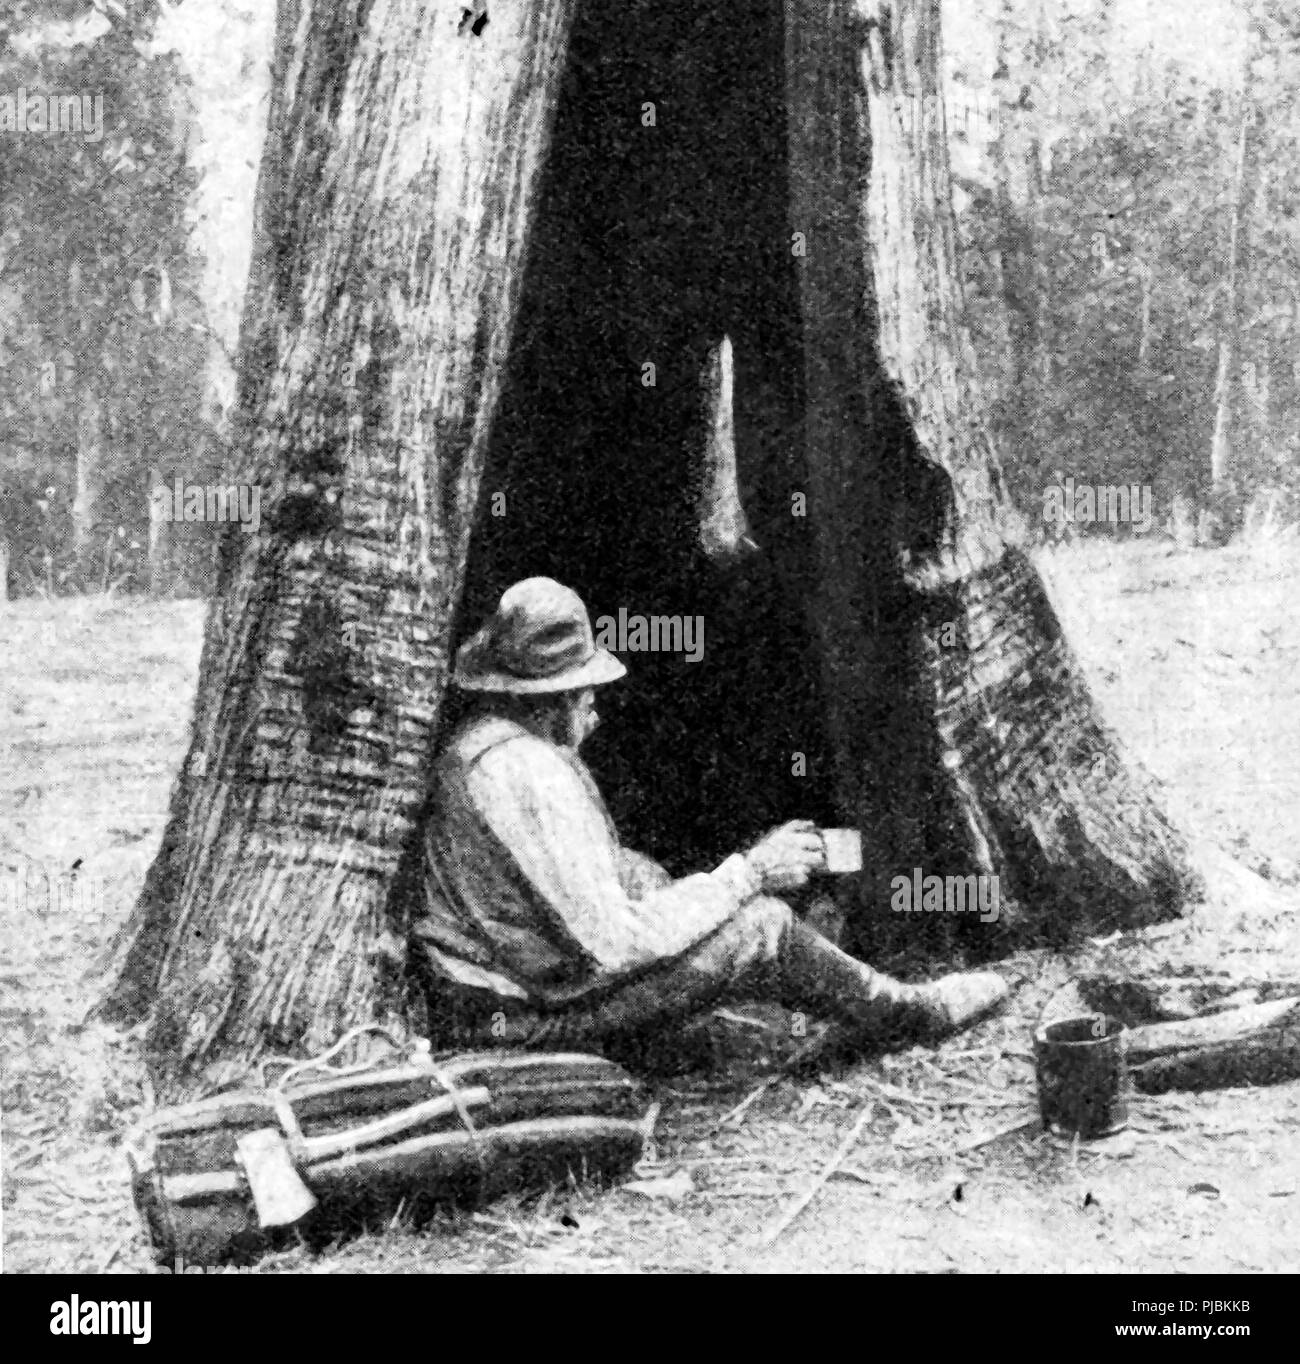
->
[[462, 0, 1201, 962], [461, 0, 837, 875]]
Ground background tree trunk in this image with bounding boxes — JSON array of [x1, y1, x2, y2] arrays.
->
[[784, 0, 1199, 958], [1209, 99, 1253, 498], [990, 0, 1051, 398], [71, 389, 103, 581], [1136, 255, 1154, 370], [100, 0, 577, 1099], [146, 501, 170, 598]]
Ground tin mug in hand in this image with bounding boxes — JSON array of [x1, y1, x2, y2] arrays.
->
[[820, 828, 863, 875]]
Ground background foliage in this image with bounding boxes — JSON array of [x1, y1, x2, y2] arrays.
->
[[948, 0, 1300, 537], [1, 0, 1297, 598]]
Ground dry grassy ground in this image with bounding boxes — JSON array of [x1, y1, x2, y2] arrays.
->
[[3, 538, 1300, 1274]]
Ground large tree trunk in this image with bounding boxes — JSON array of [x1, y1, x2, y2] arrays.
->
[[100, 0, 577, 1099], [105, 0, 1204, 1099], [784, 0, 1198, 957]]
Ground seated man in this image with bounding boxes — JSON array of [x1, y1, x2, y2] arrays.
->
[[412, 577, 1007, 1063]]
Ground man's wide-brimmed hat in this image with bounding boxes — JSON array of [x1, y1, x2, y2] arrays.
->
[[452, 577, 627, 694]]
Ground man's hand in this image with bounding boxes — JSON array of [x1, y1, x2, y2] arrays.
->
[[743, 820, 826, 895]]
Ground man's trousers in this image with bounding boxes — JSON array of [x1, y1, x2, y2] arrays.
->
[[419, 895, 924, 1059]]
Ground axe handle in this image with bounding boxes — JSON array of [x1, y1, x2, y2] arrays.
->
[[302, 1085, 491, 1164]]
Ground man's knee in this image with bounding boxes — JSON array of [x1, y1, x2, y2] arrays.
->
[[669, 893, 792, 984], [731, 894, 794, 960]]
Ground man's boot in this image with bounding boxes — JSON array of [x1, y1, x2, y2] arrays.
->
[[778, 919, 1008, 1051]]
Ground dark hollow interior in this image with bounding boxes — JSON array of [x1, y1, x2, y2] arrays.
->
[[457, 0, 839, 873]]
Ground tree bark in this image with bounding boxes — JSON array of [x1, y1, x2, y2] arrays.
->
[[100, 0, 577, 1099], [784, 0, 1199, 955]]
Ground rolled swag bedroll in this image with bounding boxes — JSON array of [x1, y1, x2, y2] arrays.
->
[[99, 0, 1198, 1101]]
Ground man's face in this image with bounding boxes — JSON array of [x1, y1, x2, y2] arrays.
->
[[564, 687, 599, 751]]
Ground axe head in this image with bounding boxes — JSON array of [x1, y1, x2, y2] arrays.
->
[[236, 1128, 319, 1229]]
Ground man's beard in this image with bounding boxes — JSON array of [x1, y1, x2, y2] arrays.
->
[[565, 705, 599, 751], [511, 693, 598, 751]]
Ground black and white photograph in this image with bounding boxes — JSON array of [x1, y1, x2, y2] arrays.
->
[[1, 0, 1297, 1301]]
